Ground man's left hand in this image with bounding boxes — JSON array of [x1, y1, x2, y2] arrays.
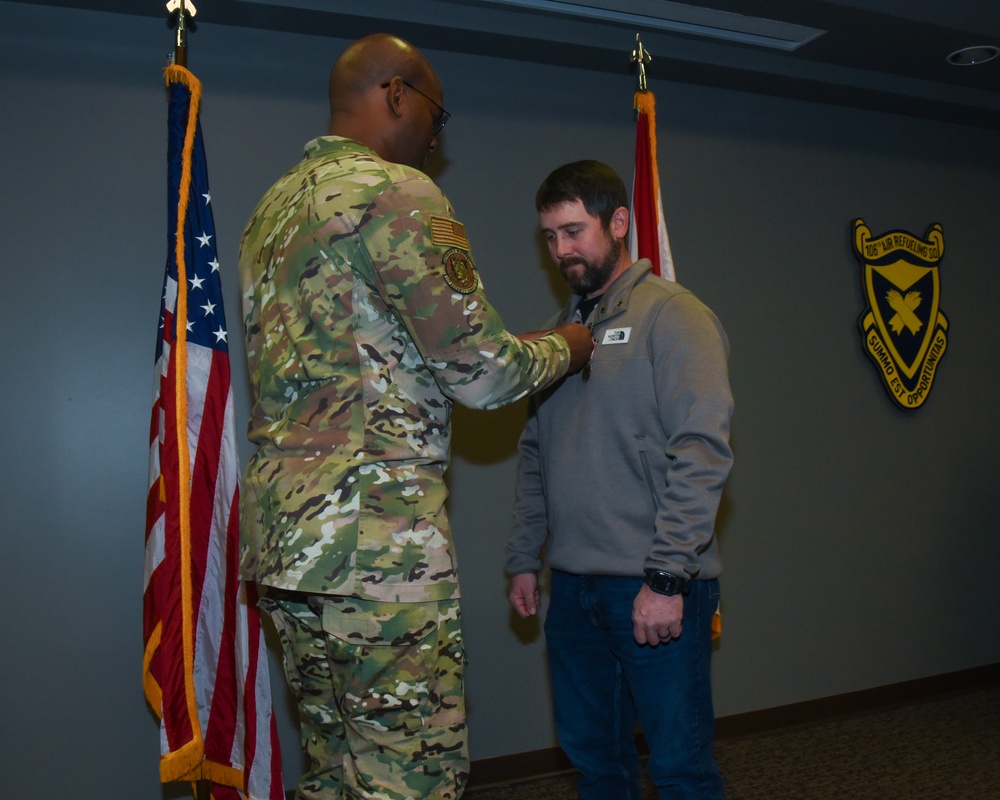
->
[[632, 584, 683, 646]]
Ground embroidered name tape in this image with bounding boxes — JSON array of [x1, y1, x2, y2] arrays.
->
[[601, 327, 631, 345]]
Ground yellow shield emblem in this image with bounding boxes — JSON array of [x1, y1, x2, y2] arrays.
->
[[853, 219, 948, 410]]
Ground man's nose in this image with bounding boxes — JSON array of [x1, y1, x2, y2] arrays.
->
[[554, 235, 573, 259]]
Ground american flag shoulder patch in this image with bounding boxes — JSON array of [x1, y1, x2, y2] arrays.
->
[[430, 216, 470, 250]]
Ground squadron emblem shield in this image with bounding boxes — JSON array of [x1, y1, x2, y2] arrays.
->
[[853, 219, 948, 410], [442, 249, 479, 294]]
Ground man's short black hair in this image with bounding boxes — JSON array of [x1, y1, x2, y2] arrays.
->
[[535, 160, 629, 228]]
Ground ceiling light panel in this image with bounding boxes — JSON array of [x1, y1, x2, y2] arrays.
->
[[478, 0, 825, 50]]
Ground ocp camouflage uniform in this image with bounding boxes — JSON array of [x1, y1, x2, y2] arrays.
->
[[239, 136, 572, 799]]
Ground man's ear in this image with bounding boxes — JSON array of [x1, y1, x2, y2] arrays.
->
[[383, 76, 405, 119], [610, 206, 630, 240]]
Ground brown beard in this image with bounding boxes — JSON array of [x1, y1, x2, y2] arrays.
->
[[559, 235, 621, 297]]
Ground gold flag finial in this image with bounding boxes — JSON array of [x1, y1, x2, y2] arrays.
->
[[166, 0, 198, 67], [631, 33, 652, 92]]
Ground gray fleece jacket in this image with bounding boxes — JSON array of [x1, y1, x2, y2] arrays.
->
[[505, 260, 734, 581]]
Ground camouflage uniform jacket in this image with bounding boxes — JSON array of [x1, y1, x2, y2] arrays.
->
[[238, 136, 571, 602]]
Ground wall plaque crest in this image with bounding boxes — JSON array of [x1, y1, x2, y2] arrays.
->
[[852, 219, 949, 410]]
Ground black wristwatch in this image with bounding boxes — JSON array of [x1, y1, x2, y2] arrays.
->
[[643, 569, 691, 596]]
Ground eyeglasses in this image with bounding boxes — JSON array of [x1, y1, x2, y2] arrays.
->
[[381, 80, 451, 134]]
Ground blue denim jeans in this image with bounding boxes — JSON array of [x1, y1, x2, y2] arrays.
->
[[544, 571, 724, 800]]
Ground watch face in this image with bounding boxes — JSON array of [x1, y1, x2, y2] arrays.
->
[[646, 570, 687, 595]]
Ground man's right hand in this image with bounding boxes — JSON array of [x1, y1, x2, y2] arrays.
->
[[553, 322, 594, 375], [508, 572, 540, 618]]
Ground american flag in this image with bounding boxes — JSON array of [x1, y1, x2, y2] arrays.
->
[[630, 89, 675, 282], [144, 64, 283, 800]]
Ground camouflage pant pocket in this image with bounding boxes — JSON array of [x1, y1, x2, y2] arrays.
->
[[320, 596, 465, 732]]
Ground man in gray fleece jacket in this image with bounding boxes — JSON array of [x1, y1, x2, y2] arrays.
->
[[506, 160, 734, 800]]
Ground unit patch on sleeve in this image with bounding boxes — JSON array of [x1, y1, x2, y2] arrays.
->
[[443, 249, 479, 294], [852, 219, 949, 410]]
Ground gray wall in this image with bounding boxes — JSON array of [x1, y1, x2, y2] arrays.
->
[[2, 3, 998, 797]]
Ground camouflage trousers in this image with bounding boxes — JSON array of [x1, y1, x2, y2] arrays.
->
[[261, 590, 469, 800]]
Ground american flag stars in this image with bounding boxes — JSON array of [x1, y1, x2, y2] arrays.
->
[[179, 192, 229, 351]]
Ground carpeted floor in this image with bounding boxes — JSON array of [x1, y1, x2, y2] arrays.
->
[[466, 684, 1000, 799]]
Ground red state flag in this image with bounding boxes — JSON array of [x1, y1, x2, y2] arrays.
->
[[630, 89, 675, 281]]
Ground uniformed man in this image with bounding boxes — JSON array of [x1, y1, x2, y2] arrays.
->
[[238, 33, 593, 800]]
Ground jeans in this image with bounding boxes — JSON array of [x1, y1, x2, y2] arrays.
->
[[545, 571, 724, 800]]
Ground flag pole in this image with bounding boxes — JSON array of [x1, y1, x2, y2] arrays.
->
[[628, 34, 677, 281], [167, 0, 198, 67], [161, 7, 212, 800]]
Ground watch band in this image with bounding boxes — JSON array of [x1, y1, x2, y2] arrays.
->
[[643, 569, 691, 596]]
